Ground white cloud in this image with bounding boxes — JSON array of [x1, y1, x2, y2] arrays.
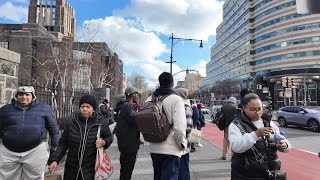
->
[[114, 0, 224, 41], [80, 16, 183, 86], [80, 0, 224, 88], [191, 59, 208, 77], [0, 2, 28, 23]]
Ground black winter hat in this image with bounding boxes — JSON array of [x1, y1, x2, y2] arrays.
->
[[79, 95, 98, 110], [158, 72, 174, 87]]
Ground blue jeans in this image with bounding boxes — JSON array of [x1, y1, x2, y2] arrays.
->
[[178, 153, 190, 180], [151, 153, 180, 180]]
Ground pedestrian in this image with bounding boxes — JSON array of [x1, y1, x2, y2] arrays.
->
[[113, 86, 142, 180], [220, 97, 237, 160], [239, 88, 272, 121], [229, 93, 291, 179], [148, 72, 187, 180], [174, 88, 193, 180], [47, 94, 113, 180], [99, 99, 115, 125], [190, 100, 199, 152], [0, 86, 60, 180], [196, 103, 205, 147]]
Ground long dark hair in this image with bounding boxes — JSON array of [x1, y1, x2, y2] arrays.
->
[[241, 93, 261, 107]]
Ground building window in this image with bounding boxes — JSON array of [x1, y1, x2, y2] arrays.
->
[[0, 42, 9, 49]]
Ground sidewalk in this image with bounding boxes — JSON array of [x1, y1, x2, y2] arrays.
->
[[47, 121, 320, 180], [106, 130, 231, 180], [46, 123, 231, 180]]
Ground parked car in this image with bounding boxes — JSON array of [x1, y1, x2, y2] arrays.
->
[[276, 106, 320, 132], [201, 106, 210, 114]]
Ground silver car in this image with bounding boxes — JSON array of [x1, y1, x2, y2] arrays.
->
[[276, 106, 320, 132]]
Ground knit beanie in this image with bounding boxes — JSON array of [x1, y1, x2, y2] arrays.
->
[[79, 95, 98, 110], [159, 72, 174, 87]]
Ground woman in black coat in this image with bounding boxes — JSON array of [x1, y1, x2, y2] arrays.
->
[[48, 95, 114, 180]]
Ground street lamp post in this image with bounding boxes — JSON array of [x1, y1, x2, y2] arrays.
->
[[303, 62, 319, 106], [172, 69, 198, 76], [167, 33, 203, 74]]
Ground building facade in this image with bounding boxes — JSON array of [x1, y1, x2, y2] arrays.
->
[[206, 0, 320, 108], [28, 0, 76, 40], [0, 0, 123, 96], [176, 70, 203, 95], [0, 47, 20, 107]]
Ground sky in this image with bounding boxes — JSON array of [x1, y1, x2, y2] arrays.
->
[[0, 0, 225, 88]]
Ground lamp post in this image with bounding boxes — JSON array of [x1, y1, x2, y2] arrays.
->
[[172, 69, 198, 76], [167, 33, 203, 74], [303, 62, 319, 106]]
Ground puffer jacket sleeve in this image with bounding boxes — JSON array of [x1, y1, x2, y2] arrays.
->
[[43, 103, 60, 147], [101, 120, 114, 149], [48, 119, 70, 165]]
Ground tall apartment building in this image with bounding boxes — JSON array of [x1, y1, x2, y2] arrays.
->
[[28, 0, 76, 40], [206, 0, 320, 108]]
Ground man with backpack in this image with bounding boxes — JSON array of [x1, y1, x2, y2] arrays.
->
[[220, 97, 237, 160], [113, 86, 141, 180], [146, 72, 187, 180]]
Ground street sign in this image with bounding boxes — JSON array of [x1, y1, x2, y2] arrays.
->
[[211, 93, 215, 98], [285, 88, 292, 98]]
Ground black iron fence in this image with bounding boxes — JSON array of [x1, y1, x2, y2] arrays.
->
[[18, 79, 89, 129]]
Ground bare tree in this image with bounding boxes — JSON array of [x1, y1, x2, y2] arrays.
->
[[129, 72, 150, 103], [211, 79, 238, 98]]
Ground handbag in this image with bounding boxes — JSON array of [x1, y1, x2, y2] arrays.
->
[[94, 125, 113, 180], [190, 128, 201, 143]]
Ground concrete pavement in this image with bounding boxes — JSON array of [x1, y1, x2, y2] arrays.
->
[[107, 130, 231, 180], [45, 120, 320, 180]]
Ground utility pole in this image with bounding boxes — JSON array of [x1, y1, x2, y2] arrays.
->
[[166, 33, 203, 74]]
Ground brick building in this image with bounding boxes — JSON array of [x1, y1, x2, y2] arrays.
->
[[0, 0, 123, 96]]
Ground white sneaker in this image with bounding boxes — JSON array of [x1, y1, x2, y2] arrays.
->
[[196, 143, 204, 148]]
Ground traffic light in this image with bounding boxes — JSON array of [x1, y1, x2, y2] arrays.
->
[[287, 77, 293, 87], [282, 78, 287, 87]]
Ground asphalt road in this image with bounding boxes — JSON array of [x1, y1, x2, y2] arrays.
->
[[203, 113, 320, 155]]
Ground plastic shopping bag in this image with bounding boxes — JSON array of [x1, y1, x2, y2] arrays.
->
[[95, 126, 113, 180], [190, 128, 201, 144]]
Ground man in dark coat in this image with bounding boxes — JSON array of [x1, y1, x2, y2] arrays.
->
[[114, 86, 141, 180], [0, 86, 60, 180], [99, 99, 115, 125]]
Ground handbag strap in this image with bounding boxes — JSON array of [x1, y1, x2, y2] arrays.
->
[[97, 125, 101, 139], [233, 119, 265, 163]]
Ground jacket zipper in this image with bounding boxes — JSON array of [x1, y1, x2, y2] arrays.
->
[[22, 109, 25, 130]]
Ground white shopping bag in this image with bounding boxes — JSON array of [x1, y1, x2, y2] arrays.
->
[[94, 125, 113, 180]]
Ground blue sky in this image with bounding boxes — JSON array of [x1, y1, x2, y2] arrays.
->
[[0, 0, 225, 87]]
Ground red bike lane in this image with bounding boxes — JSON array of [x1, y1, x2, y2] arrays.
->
[[202, 123, 320, 180]]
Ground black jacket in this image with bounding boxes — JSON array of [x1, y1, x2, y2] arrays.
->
[[231, 112, 280, 179], [48, 112, 113, 180], [114, 101, 140, 153], [191, 105, 199, 126]]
